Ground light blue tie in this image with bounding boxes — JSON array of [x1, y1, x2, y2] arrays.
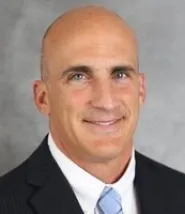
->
[[97, 186, 123, 214]]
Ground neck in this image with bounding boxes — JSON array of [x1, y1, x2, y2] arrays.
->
[[76, 149, 132, 184], [49, 128, 133, 184]]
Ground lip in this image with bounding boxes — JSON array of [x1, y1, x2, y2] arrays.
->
[[83, 117, 123, 133], [84, 117, 123, 123], [84, 118, 121, 125]]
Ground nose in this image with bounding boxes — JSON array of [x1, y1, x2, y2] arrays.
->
[[91, 79, 119, 110]]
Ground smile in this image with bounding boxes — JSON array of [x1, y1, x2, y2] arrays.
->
[[83, 118, 123, 133], [87, 119, 120, 126]]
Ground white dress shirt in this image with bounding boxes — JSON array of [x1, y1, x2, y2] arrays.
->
[[48, 133, 138, 214]]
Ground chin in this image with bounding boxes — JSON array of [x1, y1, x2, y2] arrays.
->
[[91, 151, 122, 163], [85, 143, 123, 161]]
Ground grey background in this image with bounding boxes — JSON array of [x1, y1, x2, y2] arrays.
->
[[0, 0, 185, 176]]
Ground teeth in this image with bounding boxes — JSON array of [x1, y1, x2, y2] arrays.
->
[[92, 120, 116, 125]]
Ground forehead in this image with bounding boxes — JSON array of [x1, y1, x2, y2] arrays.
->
[[46, 26, 138, 73]]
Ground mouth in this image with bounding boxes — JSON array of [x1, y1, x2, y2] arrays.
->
[[84, 118, 122, 125], [83, 117, 124, 133]]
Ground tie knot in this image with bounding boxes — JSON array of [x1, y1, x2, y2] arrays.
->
[[97, 187, 123, 214]]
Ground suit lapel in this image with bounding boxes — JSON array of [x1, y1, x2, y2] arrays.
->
[[26, 136, 171, 214], [135, 151, 169, 214], [29, 174, 84, 214], [26, 136, 84, 214]]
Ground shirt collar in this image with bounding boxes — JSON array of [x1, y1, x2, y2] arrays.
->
[[48, 133, 136, 213]]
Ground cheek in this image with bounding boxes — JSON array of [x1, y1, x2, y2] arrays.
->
[[64, 89, 91, 127], [69, 88, 91, 107], [119, 84, 139, 105]]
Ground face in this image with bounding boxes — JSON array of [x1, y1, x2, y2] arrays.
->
[[34, 26, 145, 163]]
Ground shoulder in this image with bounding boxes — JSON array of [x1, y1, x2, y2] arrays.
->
[[0, 159, 33, 196], [135, 152, 185, 212], [0, 135, 48, 193], [136, 151, 185, 187], [0, 160, 35, 213]]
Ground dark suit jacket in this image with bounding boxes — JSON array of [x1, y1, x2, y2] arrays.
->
[[1, 135, 185, 214]]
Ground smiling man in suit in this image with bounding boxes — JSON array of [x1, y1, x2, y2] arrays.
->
[[1, 5, 185, 214]]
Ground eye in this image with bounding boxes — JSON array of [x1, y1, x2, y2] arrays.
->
[[113, 69, 128, 79], [70, 73, 85, 81]]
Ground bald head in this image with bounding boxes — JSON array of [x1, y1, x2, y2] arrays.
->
[[40, 5, 138, 80], [41, 5, 138, 80]]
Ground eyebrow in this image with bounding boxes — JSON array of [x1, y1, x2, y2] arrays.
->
[[60, 64, 137, 78]]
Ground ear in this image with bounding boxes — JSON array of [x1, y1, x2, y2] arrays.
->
[[33, 80, 50, 115], [138, 73, 146, 106]]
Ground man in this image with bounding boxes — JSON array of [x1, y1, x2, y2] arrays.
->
[[0, 5, 185, 214]]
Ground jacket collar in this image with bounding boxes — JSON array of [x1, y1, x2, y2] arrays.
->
[[26, 135, 84, 214], [135, 151, 168, 214], [26, 135, 167, 214]]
